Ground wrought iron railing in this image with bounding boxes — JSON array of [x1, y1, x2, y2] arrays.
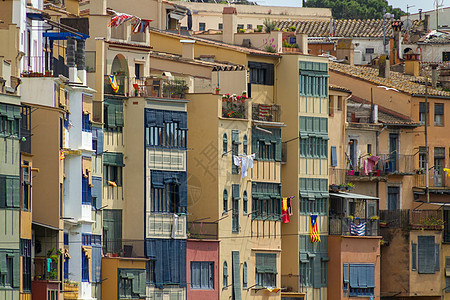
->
[[131, 76, 188, 99], [414, 171, 450, 188], [252, 104, 281, 122], [379, 209, 444, 230], [329, 217, 379, 236]]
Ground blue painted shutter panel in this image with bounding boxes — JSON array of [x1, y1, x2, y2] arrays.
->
[[358, 265, 367, 288], [97, 129, 104, 155], [232, 251, 242, 300], [349, 264, 358, 288], [91, 245, 102, 282], [343, 264, 349, 283], [367, 264, 375, 288], [331, 146, 337, 166]]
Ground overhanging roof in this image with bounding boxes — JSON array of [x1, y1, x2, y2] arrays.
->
[[329, 192, 379, 200]]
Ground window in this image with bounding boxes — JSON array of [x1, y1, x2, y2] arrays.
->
[[243, 135, 248, 155], [299, 178, 328, 215], [330, 146, 337, 167], [103, 152, 124, 186], [387, 186, 400, 210], [337, 96, 343, 111], [419, 102, 429, 125], [0, 251, 19, 288], [443, 52, 450, 62], [82, 177, 92, 205], [223, 261, 228, 288], [242, 262, 247, 289], [104, 99, 124, 132], [328, 95, 334, 116], [258, 141, 275, 160], [150, 170, 187, 213], [0, 104, 21, 138], [255, 253, 277, 287], [367, 144, 372, 155], [223, 133, 228, 155], [0, 175, 20, 208], [218, 23, 223, 30], [85, 51, 96, 72], [237, 24, 244, 30], [252, 182, 281, 220], [146, 260, 155, 285], [419, 146, 428, 170], [299, 117, 328, 159], [82, 249, 89, 282], [365, 48, 375, 54], [21, 239, 31, 292], [191, 262, 214, 289], [445, 256, 450, 293], [22, 161, 30, 211], [223, 189, 228, 213], [232, 130, 240, 174], [411, 242, 417, 270], [435, 103, 444, 126], [145, 109, 188, 149], [103, 209, 122, 254], [299, 61, 328, 97], [343, 264, 375, 297], [247, 24, 253, 29], [248, 61, 274, 85], [135, 63, 141, 79], [199, 22, 206, 31], [232, 184, 240, 232], [418, 235, 439, 274], [118, 269, 146, 299], [445, 209, 450, 243], [243, 191, 248, 214], [252, 127, 281, 161], [82, 114, 92, 132]]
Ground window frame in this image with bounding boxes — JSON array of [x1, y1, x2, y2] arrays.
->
[[190, 261, 214, 290], [435, 103, 444, 126]]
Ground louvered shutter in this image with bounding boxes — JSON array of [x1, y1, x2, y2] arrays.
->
[[418, 236, 435, 274], [343, 264, 349, 284], [0, 176, 5, 208], [13, 253, 20, 288], [115, 103, 124, 127], [412, 242, 417, 270], [232, 251, 242, 300], [313, 256, 321, 288], [367, 264, 375, 288]]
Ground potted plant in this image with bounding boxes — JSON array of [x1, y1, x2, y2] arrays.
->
[[339, 184, 347, 191], [347, 169, 355, 176], [330, 184, 339, 192], [215, 87, 220, 94], [346, 183, 354, 191], [47, 248, 62, 280], [370, 215, 379, 220]]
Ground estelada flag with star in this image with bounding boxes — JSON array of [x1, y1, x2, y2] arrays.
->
[[310, 215, 320, 242]]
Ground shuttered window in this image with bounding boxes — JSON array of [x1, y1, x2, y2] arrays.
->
[[104, 99, 124, 132], [251, 182, 281, 220], [223, 189, 228, 213], [251, 127, 281, 162], [243, 191, 248, 214], [20, 239, 31, 292], [150, 170, 187, 213], [191, 262, 214, 290], [299, 117, 328, 159], [223, 133, 228, 154], [331, 146, 337, 166], [144, 109, 188, 149], [0, 175, 20, 209], [255, 253, 277, 287], [242, 262, 247, 289], [103, 209, 122, 255], [418, 235, 436, 274], [232, 251, 242, 300], [232, 185, 240, 232], [223, 261, 228, 288], [232, 130, 240, 174], [0, 250, 20, 289], [118, 269, 146, 298], [248, 61, 274, 85], [343, 263, 375, 296], [411, 242, 417, 271]]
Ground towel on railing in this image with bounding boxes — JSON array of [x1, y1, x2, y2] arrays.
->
[[350, 221, 366, 236], [364, 156, 380, 175]]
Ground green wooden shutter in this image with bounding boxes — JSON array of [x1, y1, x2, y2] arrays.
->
[[0, 252, 6, 274], [115, 103, 124, 127], [13, 177, 20, 208], [412, 242, 417, 271], [265, 253, 277, 274], [13, 253, 20, 288], [418, 236, 436, 274], [313, 256, 321, 288], [232, 251, 242, 300], [139, 270, 146, 297], [107, 104, 116, 127], [446, 256, 450, 277], [6, 177, 13, 207], [0, 176, 6, 208]]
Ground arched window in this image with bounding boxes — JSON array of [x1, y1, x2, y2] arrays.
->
[[223, 133, 228, 154], [243, 191, 248, 214], [223, 261, 228, 288], [243, 134, 248, 155], [223, 189, 228, 213], [242, 262, 247, 289]]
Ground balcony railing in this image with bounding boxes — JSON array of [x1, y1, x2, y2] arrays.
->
[[21, 56, 52, 76], [187, 221, 218, 240], [329, 217, 379, 236], [131, 76, 188, 99], [379, 209, 444, 230], [346, 154, 415, 178], [222, 94, 247, 119], [414, 171, 450, 188], [252, 104, 281, 122]]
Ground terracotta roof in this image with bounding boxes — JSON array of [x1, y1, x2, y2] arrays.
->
[[348, 95, 419, 126], [151, 28, 281, 57], [276, 19, 393, 38], [150, 50, 246, 69], [105, 40, 153, 50], [329, 62, 450, 97], [329, 84, 351, 93]]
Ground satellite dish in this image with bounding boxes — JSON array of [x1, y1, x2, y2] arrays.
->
[[405, 19, 413, 31]]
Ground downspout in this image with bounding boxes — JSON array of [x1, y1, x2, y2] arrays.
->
[[376, 125, 387, 199], [273, 56, 281, 105]]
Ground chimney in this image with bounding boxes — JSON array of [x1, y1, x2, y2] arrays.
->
[[431, 63, 438, 88], [180, 40, 195, 60], [378, 55, 390, 78], [419, 9, 422, 20], [424, 14, 430, 32], [336, 39, 354, 66], [404, 53, 420, 76], [76, 39, 86, 85], [222, 7, 237, 45], [67, 36, 77, 82], [373, 105, 378, 124], [296, 33, 308, 55]]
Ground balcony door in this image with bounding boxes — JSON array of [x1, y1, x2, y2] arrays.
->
[[389, 133, 399, 172], [387, 186, 400, 210], [434, 147, 445, 187]]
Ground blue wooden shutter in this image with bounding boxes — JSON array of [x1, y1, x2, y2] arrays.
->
[[343, 263, 349, 284], [411, 242, 417, 270], [367, 264, 375, 288], [418, 236, 436, 274], [436, 243, 440, 271], [97, 129, 104, 155], [358, 265, 367, 288], [232, 251, 242, 300], [349, 264, 358, 288]]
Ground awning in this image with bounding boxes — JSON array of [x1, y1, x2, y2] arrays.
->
[[329, 192, 379, 200], [32, 221, 63, 231]]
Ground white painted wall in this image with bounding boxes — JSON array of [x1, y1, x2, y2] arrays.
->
[[20, 78, 55, 106]]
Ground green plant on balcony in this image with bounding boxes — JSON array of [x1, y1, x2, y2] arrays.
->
[[422, 216, 445, 227], [163, 78, 188, 98], [47, 248, 62, 280], [222, 93, 247, 119]]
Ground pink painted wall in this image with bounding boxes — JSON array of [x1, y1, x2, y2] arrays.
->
[[186, 239, 220, 300], [328, 236, 381, 300]]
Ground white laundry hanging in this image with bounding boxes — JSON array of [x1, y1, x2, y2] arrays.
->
[[233, 153, 256, 178]]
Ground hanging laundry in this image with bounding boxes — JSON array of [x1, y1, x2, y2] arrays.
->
[[107, 9, 134, 27], [171, 214, 179, 239], [287, 197, 293, 216], [444, 168, 450, 180], [364, 155, 380, 175], [132, 18, 153, 33], [310, 215, 321, 242], [233, 153, 256, 178], [107, 181, 117, 187], [282, 198, 290, 223], [350, 221, 366, 236], [108, 75, 119, 93], [258, 104, 271, 119]]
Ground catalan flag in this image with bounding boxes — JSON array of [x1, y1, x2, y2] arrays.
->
[[107, 181, 117, 187], [108, 75, 119, 93], [310, 215, 320, 243]]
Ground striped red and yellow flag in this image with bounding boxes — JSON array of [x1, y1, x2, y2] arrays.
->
[[310, 215, 321, 243]]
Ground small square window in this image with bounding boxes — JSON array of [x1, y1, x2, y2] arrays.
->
[[199, 22, 206, 31]]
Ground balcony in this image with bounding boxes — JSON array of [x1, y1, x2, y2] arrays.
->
[[414, 171, 450, 190], [346, 154, 414, 181], [21, 55, 68, 78], [222, 94, 248, 119], [187, 221, 218, 240], [329, 168, 346, 185], [132, 76, 188, 99], [329, 192, 379, 236], [379, 209, 444, 230], [104, 75, 129, 96], [252, 103, 281, 122]]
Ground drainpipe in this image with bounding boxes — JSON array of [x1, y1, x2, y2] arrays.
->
[[376, 125, 387, 199], [274, 57, 281, 105]]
